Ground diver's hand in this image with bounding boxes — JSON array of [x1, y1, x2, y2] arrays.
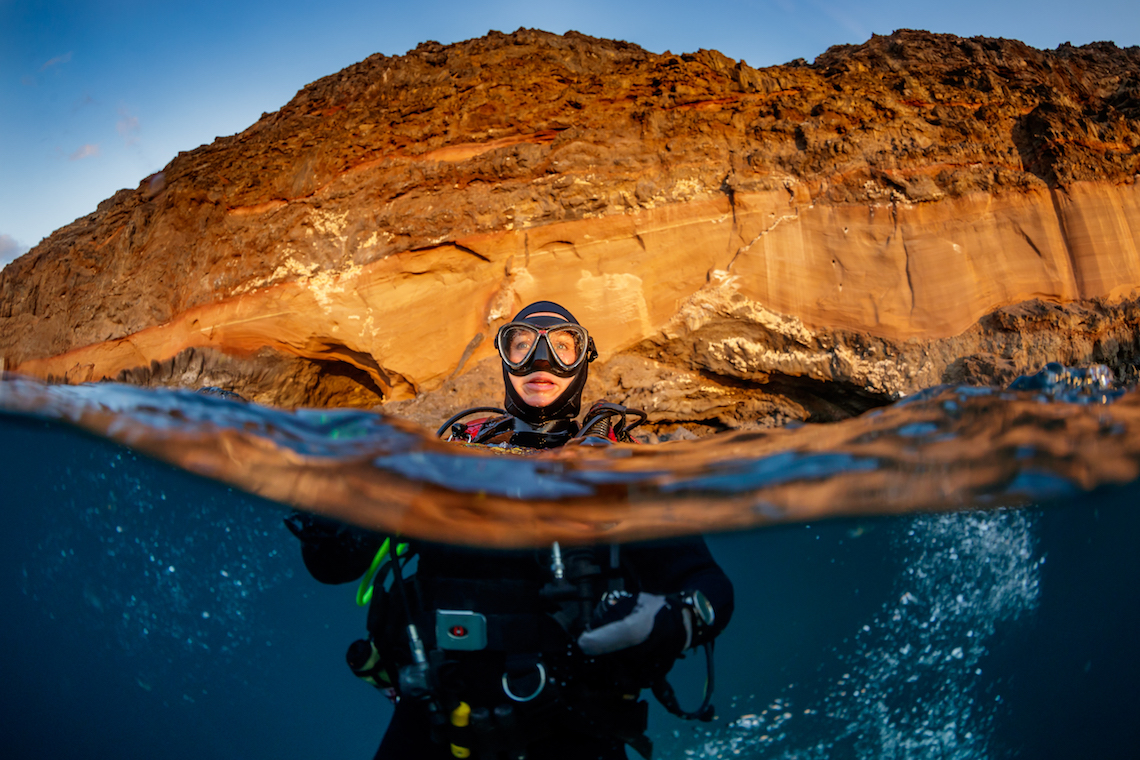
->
[[577, 591, 692, 657]]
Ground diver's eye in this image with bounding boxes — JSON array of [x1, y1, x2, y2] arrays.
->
[[504, 327, 536, 363], [509, 339, 532, 362], [548, 330, 580, 364]]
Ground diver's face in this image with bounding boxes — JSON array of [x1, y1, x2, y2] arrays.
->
[[506, 310, 577, 408], [509, 370, 573, 408]]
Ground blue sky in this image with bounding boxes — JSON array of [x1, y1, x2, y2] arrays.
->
[[2, 0, 1138, 269]]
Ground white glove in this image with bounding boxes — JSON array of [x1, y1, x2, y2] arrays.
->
[[577, 591, 692, 656]]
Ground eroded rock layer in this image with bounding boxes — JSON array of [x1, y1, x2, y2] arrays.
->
[[1, 29, 1139, 434]]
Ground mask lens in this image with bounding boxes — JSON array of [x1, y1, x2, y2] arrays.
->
[[502, 325, 540, 365], [547, 328, 583, 367]]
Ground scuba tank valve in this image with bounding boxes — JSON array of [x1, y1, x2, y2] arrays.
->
[[551, 541, 565, 580], [540, 543, 606, 636]]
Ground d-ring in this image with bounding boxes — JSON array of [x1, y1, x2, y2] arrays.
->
[[501, 662, 547, 702]]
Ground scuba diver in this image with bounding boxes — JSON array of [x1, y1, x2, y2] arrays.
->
[[286, 301, 733, 759]]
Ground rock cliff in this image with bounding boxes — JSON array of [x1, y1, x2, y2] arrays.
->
[[2, 29, 1139, 435]]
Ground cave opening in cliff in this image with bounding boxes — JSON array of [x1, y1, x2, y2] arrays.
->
[[298, 357, 388, 409]]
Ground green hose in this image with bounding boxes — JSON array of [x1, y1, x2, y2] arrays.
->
[[356, 538, 409, 606]]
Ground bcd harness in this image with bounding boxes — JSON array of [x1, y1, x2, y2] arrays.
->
[[435, 402, 648, 448], [344, 404, 711, 759], [347, 536, 716, 760]]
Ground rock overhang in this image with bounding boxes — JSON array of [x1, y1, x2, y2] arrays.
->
[[1, 28, 1138, 434]]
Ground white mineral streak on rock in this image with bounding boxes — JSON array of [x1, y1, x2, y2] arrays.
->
[[486, 266, 537, 325], [359, 230, 391, 251], [309, 208, 348, 239], [307, 263, 364, 311], [575, 270, 651, 357], [231, 256, 317, 295]]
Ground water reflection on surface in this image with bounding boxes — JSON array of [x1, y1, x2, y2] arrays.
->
[[1, 372, 1138, 547]]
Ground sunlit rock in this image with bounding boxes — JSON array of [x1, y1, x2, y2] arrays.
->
[[1, 29, 1138, 434]]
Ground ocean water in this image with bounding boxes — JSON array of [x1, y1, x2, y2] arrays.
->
[[1, 369, 1138, 759]]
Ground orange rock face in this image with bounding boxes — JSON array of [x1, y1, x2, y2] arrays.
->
[[1, 29, 1139, 433]]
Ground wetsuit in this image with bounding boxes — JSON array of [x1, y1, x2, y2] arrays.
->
[[293, 494, 734, 760]]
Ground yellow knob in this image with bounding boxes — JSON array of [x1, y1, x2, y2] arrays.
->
[[450, 744, 471, 758], [450, 701, 471, 728]]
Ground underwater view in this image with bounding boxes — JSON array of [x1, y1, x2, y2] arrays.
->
[[2, 367, 1139, 759]]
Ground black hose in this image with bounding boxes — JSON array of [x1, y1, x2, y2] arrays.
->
[[572, 403, 647, 440], [620, 407, 647, 435], [652, 641, 716, 722], [436, 407, 507, 438]]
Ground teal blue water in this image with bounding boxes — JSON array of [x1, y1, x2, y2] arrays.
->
[[1, 371, 1138, 759]]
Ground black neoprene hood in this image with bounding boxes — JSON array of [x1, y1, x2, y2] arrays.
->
[[512, 300, 579, 324], [500, 301, 594, 425]]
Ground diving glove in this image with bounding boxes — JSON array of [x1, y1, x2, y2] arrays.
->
[[577, 591, 692, 658]]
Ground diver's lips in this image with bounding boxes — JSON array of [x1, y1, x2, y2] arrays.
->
[[522, 375, 560, 393]]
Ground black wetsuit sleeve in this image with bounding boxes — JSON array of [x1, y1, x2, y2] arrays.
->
[[622, 536, 734, 644], [284, 511, 384, 585]]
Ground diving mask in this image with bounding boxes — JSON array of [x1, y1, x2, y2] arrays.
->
[[495, 320, 597, 378]]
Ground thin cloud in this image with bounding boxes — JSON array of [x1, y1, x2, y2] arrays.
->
[[1, 234, 30, 270], [73, 94, 97, 113], [117, 107, 141, 146], [810, 0, 869, 42], [70, 143, 100, 161], [41, 52, 73, 71]]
